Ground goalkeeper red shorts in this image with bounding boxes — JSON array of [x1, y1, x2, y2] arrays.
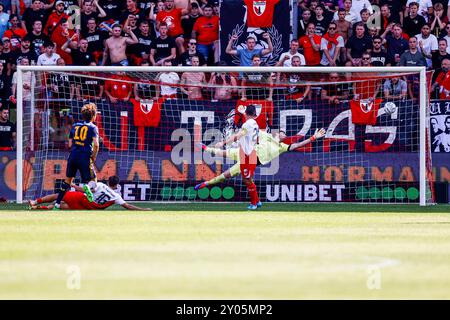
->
[[239, 149, 257, 179]]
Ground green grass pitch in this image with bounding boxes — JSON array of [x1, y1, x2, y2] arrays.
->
[[1, 202, 450, 299]]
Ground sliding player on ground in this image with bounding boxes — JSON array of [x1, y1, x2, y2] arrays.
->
[[195, 128, 327, 205], [53, 103, 99, 210], [28, 176, 152, 211]]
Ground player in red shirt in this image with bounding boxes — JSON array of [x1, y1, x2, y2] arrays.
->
[[299, 23, 322, 66], [156, 0, 192, 55], [243, 0, 280, 28], [192, 4, 219, 64]]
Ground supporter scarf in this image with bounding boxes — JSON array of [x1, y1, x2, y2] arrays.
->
[[323, 32, 339, 50]]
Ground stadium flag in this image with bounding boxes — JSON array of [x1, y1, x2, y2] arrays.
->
[[132, 98, 164, 127], [244, 0, 280, 28], [234, 99, 274, 129], [350, 98, 382, 125]]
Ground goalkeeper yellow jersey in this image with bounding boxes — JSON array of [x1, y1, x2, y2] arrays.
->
[[255, 131, 290, 165]]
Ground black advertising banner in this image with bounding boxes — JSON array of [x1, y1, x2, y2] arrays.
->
[[219, 0, 291, 65]]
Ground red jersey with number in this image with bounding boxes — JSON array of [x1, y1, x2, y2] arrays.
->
[[350, 99, 382, 125], [156, 8, 184, 37], [244, 0, 280, 28]]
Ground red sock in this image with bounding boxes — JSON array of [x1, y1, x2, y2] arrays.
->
[[37, 198, 43, 204], [247, 182, 259, 205], [37, 205, 49, 210]]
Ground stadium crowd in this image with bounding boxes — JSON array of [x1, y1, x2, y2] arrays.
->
[[2, 0, 450, 150]]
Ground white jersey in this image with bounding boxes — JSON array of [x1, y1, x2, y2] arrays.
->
[[37, 52, 61, 66], [239, 118, 259, 155], [92, 182, 126, 207]]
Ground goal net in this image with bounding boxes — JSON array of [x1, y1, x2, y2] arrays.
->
[[16, 66, 434, 206]]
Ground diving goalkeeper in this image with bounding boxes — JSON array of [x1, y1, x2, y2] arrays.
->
[[195, 128, 326, 191]]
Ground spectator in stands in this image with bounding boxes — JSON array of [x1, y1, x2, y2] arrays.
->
[[298, 9, 312, 38], [128, 19, 154, 65], [44, 1, 69, 36], [181, 1, 201, 41], [212, 1, 219, 16], [21, 0, 47, 34], [400, 36, 427, 67], [351, 0, 373, 21], [156, 0, 191, 55], [62, 37, 95, 66], [404, 0, 432, 19], [430, 3, 447, 38], [415, 23, 438, 68], [403, 2, 426, 38], [12, 57, 35, 102], [0, 3, 9, 39], [155, 59, 180, 99], [345, 22, 373, 66], [47, 58, 75, 100], [80, 1, 107, 34], [104, 71, 133, 103], [320, 22, 344, 66], [179, 38, 206, 66], [192, 4, 219, 65], [380, 0, 404, 25], [379, 4, 399, 36], [150, 23, 177, 66], [299, 22, 322, 66], [241, 54, 273, 101], [11, 36, 38, 70], [27, 20, 51, 57], [370, 36, 388, 66], [208, 65, 238, 101], [277, 39, 306, 67], [312, 4, 331, 36], [37, 41, 61, 66], [51, 19, 78, 65], [76, 62, 104, 101], [383, 76, 408, 100], [180, 55, 206, 100], [120, 0, 142, 24], [226, 33, 273, 67], [432, 38, 450, 71], [432, 58, 450, 99], [0, 37, 12, 77], [441, 23, 450, 54], [382, 23, 409, 66], [282, 55, 310, 103], [103, 24, 138, 66], [134, 60, 155, 101], [0, 63, 10, 104], [124, 13, 139, 36], [83, 18, 108, 64], [3, 14, 26, 51], [333, 0, 357, 24], [321, 73, 349, 104], [334, 8, 352, 43], [0, 105, 15, 151], [99, 0, 124, 29], [353, 9, 370, 36], [360, 52, 372, 67]]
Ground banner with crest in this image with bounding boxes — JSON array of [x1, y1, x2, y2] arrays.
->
[[219, 0, 292, 66]]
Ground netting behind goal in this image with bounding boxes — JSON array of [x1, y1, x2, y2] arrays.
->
[[17, 66, 434, 205]]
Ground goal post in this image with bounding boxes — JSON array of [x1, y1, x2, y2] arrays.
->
[[16, 65, 433, 206]]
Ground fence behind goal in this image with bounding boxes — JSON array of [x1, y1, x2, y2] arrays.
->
[[16, 66, 433, 205]]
